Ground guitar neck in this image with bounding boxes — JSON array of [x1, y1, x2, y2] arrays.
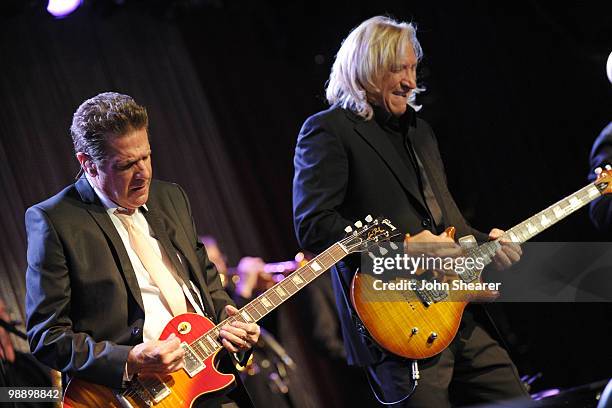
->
[[191, 243, 348, 358], [468, 182, 603, 269], [232, 243, 346, 322], [506, 183, 601, 243]]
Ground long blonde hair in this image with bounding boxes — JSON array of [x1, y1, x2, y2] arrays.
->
[[326, 16, 423, 120]]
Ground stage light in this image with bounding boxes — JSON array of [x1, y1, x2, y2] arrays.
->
[[47, 0, 82, 18]]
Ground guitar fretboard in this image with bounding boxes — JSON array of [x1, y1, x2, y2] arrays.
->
[[190, 243, 348, 360], [462, 182, 603, 281]]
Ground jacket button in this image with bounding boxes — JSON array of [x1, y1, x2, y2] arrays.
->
[[132, 327, 141, 336], [422, 218, 431, 228]]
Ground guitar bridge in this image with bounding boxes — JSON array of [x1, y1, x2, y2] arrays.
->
[[181, 341, 206, 378], [414, 286, 433, 306]]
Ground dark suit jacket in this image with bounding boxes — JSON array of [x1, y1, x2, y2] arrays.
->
[[293, 105, 487, 366], [25, 177, 237, 389], [589, 122, 612, 230]]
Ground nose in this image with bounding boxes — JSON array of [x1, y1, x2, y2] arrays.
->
[[400, 67, 416, 90], [402, 73, 416, 91], [134, 159, 150, 179]]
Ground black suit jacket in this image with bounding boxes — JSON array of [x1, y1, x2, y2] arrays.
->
[[589, 122, 612, 230], [25, 177, 237, 389], [293, 105, 487, 366]]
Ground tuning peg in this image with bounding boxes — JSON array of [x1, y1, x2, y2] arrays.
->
[[379, 247, 388, 255], [365, 215, 373, 222], [354, 221, 363, 228], [368, 252, 377, 261], [344, 226, 353, 233], [595, 167, 603, 175], [606, 164, 612, 171], [390, 242, 399, 250]]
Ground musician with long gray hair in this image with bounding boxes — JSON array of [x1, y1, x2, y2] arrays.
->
[[293, 16, 529, 407]]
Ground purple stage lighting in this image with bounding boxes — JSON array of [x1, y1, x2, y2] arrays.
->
[[47, 0, 82, 18]]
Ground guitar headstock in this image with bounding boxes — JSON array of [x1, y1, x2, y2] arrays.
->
[[595, 164, 612, 195], [339, 215, 400, 254]]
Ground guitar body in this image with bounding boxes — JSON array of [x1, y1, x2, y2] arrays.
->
[[63, 313, 235, 407], [350, 172, 612, 360], [350, 228, 500, 360], [351, 273, 499, 360]]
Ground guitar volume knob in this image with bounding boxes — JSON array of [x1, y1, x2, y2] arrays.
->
[[411, 327, 419, 336], [428, 332, 438, 343]]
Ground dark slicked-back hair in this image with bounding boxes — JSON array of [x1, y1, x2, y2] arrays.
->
[[71, 92, 148, 162]]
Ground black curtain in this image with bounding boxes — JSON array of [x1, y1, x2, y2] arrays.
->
[[0, 4, 272, 342]]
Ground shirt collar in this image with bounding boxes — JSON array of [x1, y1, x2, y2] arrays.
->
[[372, 104, 415, 133], [85, 174, 148, 213]]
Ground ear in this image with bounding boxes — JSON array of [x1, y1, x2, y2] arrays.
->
[[76, 152, 97, 176]]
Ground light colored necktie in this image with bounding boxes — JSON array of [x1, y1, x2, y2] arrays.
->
[[115, 211, 187, 316]]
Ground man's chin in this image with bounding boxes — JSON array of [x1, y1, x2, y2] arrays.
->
[[390, 107, 407, 117], [127, 192, 149, 209], [385, 100, 407, 117]]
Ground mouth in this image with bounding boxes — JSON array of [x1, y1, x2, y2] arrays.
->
[[392, 90, 408, 98], [130, 183, 148, 192]]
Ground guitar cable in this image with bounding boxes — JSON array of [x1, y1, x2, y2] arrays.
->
[[363, 360, 419, 406]]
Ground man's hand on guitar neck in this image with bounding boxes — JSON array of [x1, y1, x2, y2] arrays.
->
[[219, 305, 261, 353], [488, 228, 522, 271]]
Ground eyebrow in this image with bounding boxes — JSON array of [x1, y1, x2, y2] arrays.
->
[[114, 150, 152, 167]]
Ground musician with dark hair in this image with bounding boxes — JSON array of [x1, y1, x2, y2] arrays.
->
[[25, 92, 258, 407]]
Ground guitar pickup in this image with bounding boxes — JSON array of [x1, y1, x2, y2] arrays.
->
[[413, 279, 448, 305], [414, 287, 433, 307], [181, 342, 206, 378], [137, 377, 171, 404]]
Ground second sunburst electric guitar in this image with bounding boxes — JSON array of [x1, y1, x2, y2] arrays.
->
[[351, 167, 612, 360]]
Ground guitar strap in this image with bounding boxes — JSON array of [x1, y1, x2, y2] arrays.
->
[[404, 131, 444, 232]]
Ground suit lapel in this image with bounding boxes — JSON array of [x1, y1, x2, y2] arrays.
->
[[353, 119, 428, 213], [75, 178, 145, 311], [410, 129, 450, 225]]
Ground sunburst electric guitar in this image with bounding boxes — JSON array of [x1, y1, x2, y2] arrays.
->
[[63, 216, 399, 407], [351, 167, 612, 360]]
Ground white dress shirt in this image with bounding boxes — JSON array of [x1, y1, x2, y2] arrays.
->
[[87, 177, 205, 342]]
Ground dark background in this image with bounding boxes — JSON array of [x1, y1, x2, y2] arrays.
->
[[1, 0, 611, 403]]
